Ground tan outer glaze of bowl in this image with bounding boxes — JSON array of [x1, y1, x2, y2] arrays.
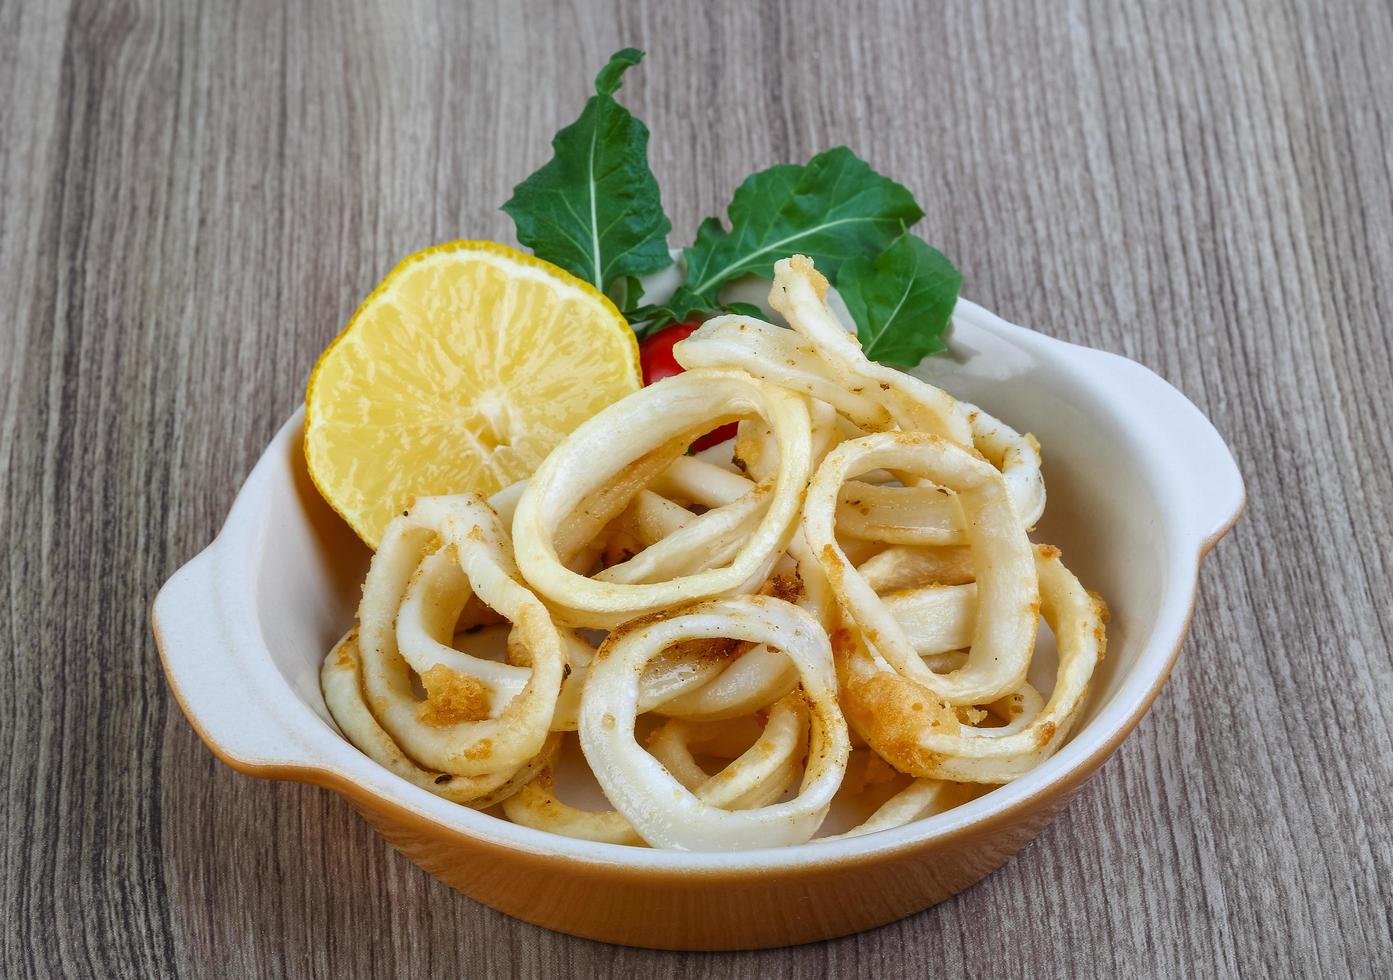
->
[[349, 784, 1072, 949], [153, 290, 1244, 950]]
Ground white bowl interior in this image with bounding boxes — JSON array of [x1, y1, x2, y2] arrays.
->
[[247, 304, 1170, 836]]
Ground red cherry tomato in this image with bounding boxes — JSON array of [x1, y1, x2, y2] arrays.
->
[[639, 321, 739, 451], [638, 321, 699, 383]]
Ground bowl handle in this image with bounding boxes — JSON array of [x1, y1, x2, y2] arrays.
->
[[1079, 347, 1245, 551], [153, 548, 327, 773]]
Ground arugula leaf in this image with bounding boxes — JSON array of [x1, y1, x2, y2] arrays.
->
[[608, 275, 644, 311], [502, 61, 961, 363], [625, 286, 708, 333], [837, 233, 961, 367], [503, 49, 672, 294], [676, 147, 923, 311], [626, 295, 764, 337]]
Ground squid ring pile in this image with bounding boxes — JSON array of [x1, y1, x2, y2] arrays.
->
[[320, 254, 1109, 851]]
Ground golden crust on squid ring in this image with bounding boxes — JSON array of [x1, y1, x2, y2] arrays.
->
[[840, 545, 1106, 783]]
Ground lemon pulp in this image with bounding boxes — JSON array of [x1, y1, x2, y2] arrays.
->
[[305, 240, 641, 547]]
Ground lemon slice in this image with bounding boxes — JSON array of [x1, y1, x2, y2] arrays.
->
[[305, 241, 641, 548]]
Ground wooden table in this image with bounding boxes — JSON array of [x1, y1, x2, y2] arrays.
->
[[3, 1, 1389, 975]]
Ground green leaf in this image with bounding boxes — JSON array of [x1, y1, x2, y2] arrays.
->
[[609, 275, 644, 311], [502, 49, 673, 293], [594, 48, 642, 95], [837, 233, 961, 367], [678, 147, 923, 307], [624, 285, 711, 334], [626, 298, 769, 339]]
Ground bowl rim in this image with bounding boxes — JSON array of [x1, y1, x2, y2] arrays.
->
[[153, 297, 1245, 874]]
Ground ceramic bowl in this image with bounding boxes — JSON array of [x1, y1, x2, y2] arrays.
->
[[153, 282, 1243, 950]]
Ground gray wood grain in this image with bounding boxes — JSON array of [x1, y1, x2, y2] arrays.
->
[[2, 0, 1389, 975]]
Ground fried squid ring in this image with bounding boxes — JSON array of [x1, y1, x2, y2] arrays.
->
[[501, 766, 642, 845], [675, 263, 1041, 532], [397, 557, 529, 713], [674, 314, 894, 430], [730, 399, 846, 488], [504, 696, 812, 845], [579, 596, 851, 850], [512, 370, 812, 628], [834, 404, 1044, 543], [883, 582, 976, 655], [978, 684, 1046, 737], [646, 695, 809, 808], [842, 545, 1106, 783], [962, 403, 1046, 531], [652, 644, 798, 720], [600, 490, 694, 569], [537, 632, 733, 732], [858, 545, 978, 591], [554, 435, 691, 571], [653, 533, 829, 721], [356, 495, 565, 775], [321, 629, 559, 806], [805, 431, 1039, 705], [594, 485, 771, 585], [648, 455, 755, 508], [825, 778, 959, 840], [599, 460, 760, 576], [769, 255, 972, 445]]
